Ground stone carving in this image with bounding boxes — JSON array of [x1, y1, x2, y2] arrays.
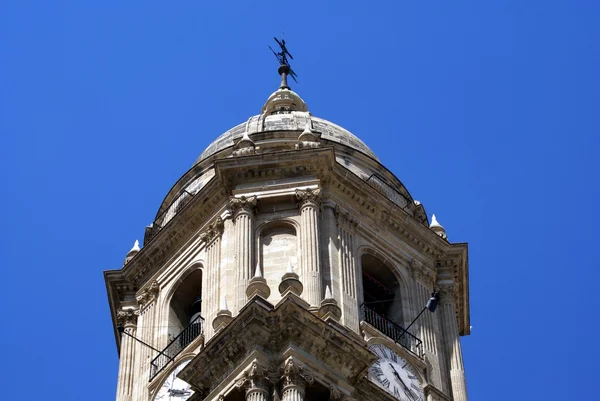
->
[[410, 259, 436, 285], [230, 195, 258, 216], [295, 122, 320, 149], [236, 359, 269, 393], [199, 217, 224, 244], [116, 308, 139, 326], [281, 357, 314, 388], [437, 283, 459, 304], [329, 384, 342, 400], [136, 280, 160, 309], [334, 205, 358, 228], [232, 132, 256, 157], [295, 188, 321, 208]]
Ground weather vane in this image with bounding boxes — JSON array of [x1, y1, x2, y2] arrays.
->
[[269, 36, 298, 84]]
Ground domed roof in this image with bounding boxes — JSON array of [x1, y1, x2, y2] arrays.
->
[[196, 87, 378, 164]]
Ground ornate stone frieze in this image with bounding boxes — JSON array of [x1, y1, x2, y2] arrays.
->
[[199, 217, 225, 244], [136, 280, 160, 309], [230, 195, 258, 217], [295, 188, 321, 208], [116, 308, 139, 327]]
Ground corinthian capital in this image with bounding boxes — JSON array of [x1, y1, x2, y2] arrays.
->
[[200, 217, 225, 244], [230, 195, 257, 217], [437, 283, 459, 304], [235, 359, 269, 393], [136, 280, 160, 309], [295, 188, 321, 208], [116, 308, 139, 327], [281, 357, 314, 389]]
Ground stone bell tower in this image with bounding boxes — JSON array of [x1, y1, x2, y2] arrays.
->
[[105, 55, 470, 401]]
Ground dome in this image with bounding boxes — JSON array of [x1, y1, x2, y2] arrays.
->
[[196, 108, 378, 165]]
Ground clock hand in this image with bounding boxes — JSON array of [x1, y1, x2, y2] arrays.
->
[[388, 363, 416, 401]]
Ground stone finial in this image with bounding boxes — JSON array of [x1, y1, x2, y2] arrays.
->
[[246, 262, 271, 300], [124, 240, 141, 264], [296, 120, 320, 149], [279, 260, 303, 297], [318, 285, 341, 321], [212, 295, 233, 332], [232, 131, 256, 157], [430, 214, 447, 239]]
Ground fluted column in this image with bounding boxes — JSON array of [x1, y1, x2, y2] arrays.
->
[[236, 359, 270, 401], [201, 217, 224, 340], [409, 262, 445, 391], [321, 201, 340, 301], [335, 205, 359, 331], [133, 282, 159, 401], [296, 188, 322, 307], [439, 284, 467, 401], [116, 309, 139, 401], [281, 357, 313, 401], [231, 196, 257, 314]]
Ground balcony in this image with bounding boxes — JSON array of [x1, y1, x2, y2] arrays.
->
[[149, 315, 204, 381], [360, 304, 423, 359]]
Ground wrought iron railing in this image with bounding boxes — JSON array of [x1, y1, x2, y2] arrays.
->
[[149, 315, 204, 381], [360, 304, 423, 359]]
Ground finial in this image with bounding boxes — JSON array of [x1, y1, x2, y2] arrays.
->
[[220, 295, 228, 311], [254, 262, 262, 278], [129, 240, 140, 254], [430, 214, 448, 239], [324, 285, 333, 300]]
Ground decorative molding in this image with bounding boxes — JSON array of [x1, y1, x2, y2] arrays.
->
[[230, 195, 257, 217], [410, 259, 436, 286], [199, 217, 224, 244], [136, 280, 160, 309], [295, 188, 322, 209], [235, 359, 270, 393], [437, 283, 459, 304]]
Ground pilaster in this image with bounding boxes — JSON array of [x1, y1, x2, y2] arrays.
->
[[438, 284, 467, 401], [335, 205, 359, 331], [133, 281, 159, 401], [201, 217, 225, 339], [231, 196, 257, 314], [116, 308, 139, 401], [295, 188, 322, 307]]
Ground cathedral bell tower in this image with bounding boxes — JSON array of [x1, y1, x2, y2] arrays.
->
[[105, 47, 471, 401]]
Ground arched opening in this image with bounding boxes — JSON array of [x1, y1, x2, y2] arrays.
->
[[168, 269, 203, 344], [361, 253, 403, 325], [259, 221, 298, 301]]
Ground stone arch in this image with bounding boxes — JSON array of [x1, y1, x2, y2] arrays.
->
[[358, 247, 411, 327], [163, 262, 204, 342]]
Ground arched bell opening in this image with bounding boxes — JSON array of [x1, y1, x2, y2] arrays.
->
[[360, 253, 404, 326], [168, 269, 203, 344]]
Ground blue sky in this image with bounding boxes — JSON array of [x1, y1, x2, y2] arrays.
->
[[1, 1, 598, 400]]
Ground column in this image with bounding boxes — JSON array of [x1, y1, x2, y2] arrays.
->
[[133, 282, 160, 401], [296, 188, 322, 307], [200, 217, 224, 340], [281, 357, 313, 401], [321, 201, 340, 301], [231, 196, 257, 314], [116, 308, 139, 401], [336, 205, 359, 331], [439, 284, 467, 401], [236, 360, 270, 401], [409, 262, 445, 391]]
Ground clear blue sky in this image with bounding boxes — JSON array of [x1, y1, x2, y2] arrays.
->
[[1, 1, 598, 400]]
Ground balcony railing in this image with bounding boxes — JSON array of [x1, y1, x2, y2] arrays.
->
[[360, 304, 424, 359], [149, 315, 204, 381]]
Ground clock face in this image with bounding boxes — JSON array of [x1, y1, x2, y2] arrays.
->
[[368, 344, 424, 401], [155, 360, 194, 401]]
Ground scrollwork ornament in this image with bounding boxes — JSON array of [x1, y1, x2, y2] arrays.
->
[[236, 359, 269, 394], [281, 357, 314, 389], [200, 216, 225, 244]]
